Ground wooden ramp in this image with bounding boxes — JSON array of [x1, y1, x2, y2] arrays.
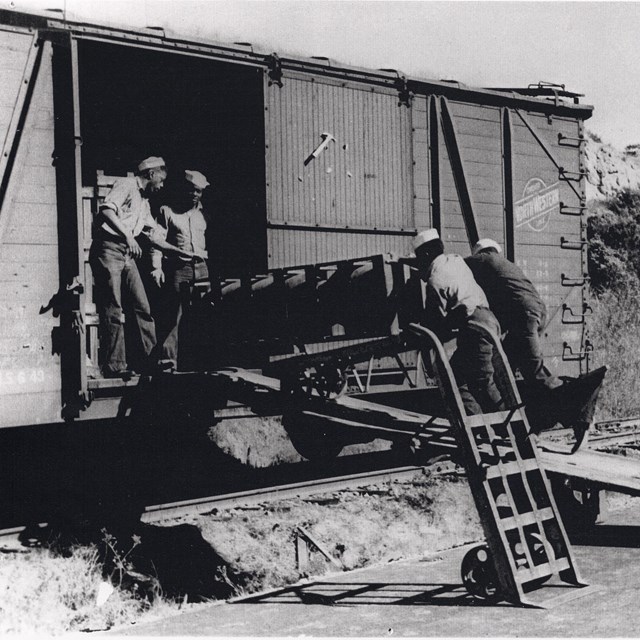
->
[[213, 357, 640, 606], [540, 447, 640, 497], [215, 367, 456, 451], [215, 367, 640, 498]]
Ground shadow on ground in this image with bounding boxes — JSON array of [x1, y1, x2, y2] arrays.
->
[[235, 580, 515, 608], [569, 523, 640, 548]]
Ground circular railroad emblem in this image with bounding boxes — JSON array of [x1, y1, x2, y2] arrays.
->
[[514, 178, 560, 232]]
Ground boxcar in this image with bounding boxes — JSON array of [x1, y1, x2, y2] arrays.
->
[[0, 9, 592, 428]]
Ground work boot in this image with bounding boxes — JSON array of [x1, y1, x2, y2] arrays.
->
[[571, 421, 591, 454]]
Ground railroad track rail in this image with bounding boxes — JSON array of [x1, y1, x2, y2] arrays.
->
[[540, 417, 640, 449], [0, 460, 459, 544], [142, 461, 458, 523], [2, 418, 639, 547]]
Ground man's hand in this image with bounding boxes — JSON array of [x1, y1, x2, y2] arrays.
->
[[126, 236, 142, 259], [151, 268, 165, 287]]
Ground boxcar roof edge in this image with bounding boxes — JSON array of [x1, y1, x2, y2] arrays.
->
[[0, 8, 593, 120]]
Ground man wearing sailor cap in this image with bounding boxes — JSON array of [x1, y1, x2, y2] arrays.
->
[[90, 157, 199, 378], [152, 169, 211, 371], [413, 228, 503, 415], [463, 239, 602, 450], [465, 238, 562, 392]]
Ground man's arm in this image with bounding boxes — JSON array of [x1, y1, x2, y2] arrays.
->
[[148, 208, 167, 286], [100, 207, 143, 258], [424, 283, 453, 340], [149, 235, 201, 260], [142, 207, 203, 261], [98, 179, 143, 258]]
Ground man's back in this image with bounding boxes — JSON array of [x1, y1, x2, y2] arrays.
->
[[465, 252, 544, 326]]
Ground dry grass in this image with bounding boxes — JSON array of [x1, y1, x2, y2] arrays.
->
[[209, 415, 392, 467], [0, 474, 481, 634], [209, 416, 301, 467], [197, 473, 481, 595], [0, 473, 480, 634], [588, 286, 640, 420], [0, 544, 182, 635]]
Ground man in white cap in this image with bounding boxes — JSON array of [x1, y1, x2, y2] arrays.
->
[[152, 169, 211, 371], [413, 228, 503, 415], [465, 238, 562, 392], [90, 157, 200, 378]]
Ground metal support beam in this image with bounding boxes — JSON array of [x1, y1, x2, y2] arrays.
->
[[501, 108, 515, 262], [428, 96, 441, 234], [439, 97, 479, 248]]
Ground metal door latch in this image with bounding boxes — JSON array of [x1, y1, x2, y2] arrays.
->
[[266, 53, 283, 87]]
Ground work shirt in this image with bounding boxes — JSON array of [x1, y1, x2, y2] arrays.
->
[[425, 253, 489, 333], [99, 176, 159, 240], [155, 203, 209, 263], [465, 252, 546, 327]]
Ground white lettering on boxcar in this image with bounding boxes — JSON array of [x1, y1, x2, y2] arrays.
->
[[514, 178, 560, 232], [0, 368, 55, 394]]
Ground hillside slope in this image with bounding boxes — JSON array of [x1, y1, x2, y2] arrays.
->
[[585, 134, 640, 200]]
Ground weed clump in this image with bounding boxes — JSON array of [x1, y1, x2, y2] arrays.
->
[[197, 475, 480, 595], [588, 285, 640, 419], [0, 542, 178, 635]]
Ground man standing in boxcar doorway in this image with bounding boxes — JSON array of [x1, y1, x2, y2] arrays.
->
[[152, 170, 211, 372], [90, 157, 199, 378], [413, 229, 503, 415]]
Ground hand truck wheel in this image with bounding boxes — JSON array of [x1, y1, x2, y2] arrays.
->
[[461, 544, 502, 603]]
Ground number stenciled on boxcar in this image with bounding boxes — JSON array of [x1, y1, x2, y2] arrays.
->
[[0, 368, 49, 393]]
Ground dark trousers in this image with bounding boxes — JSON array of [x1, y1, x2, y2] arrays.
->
[[503, 309, 562, 390], [451, 307, 504, 415], [90, 238, 156, 374], [158, 260, 209, 368]]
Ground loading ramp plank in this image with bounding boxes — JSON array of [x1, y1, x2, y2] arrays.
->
[[215, 368, 640, 497], [215, 367, 456, 450], [539, 447, 640, 496]]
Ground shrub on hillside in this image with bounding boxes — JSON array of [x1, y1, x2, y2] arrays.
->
[[587, 188, 640, 419], [588, 284, 640, 419], [587, 188, 640, 291]]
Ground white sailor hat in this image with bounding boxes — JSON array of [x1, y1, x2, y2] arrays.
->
[[472, 238, 502, 256], [137, 156, 166, 172], [184, 170, 210, 190], [413, 228, 440, 251]]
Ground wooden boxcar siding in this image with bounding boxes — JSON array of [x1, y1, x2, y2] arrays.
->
[[267, 229, 411, 266], [0, 29, 33, 153], [0, 36, 62, 427], [431, 101, 585, 376], [265, 72, 414, 267], [438, 101, 506, 256], [510, 112, 586, 376], [412, 96, 430, 231]]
